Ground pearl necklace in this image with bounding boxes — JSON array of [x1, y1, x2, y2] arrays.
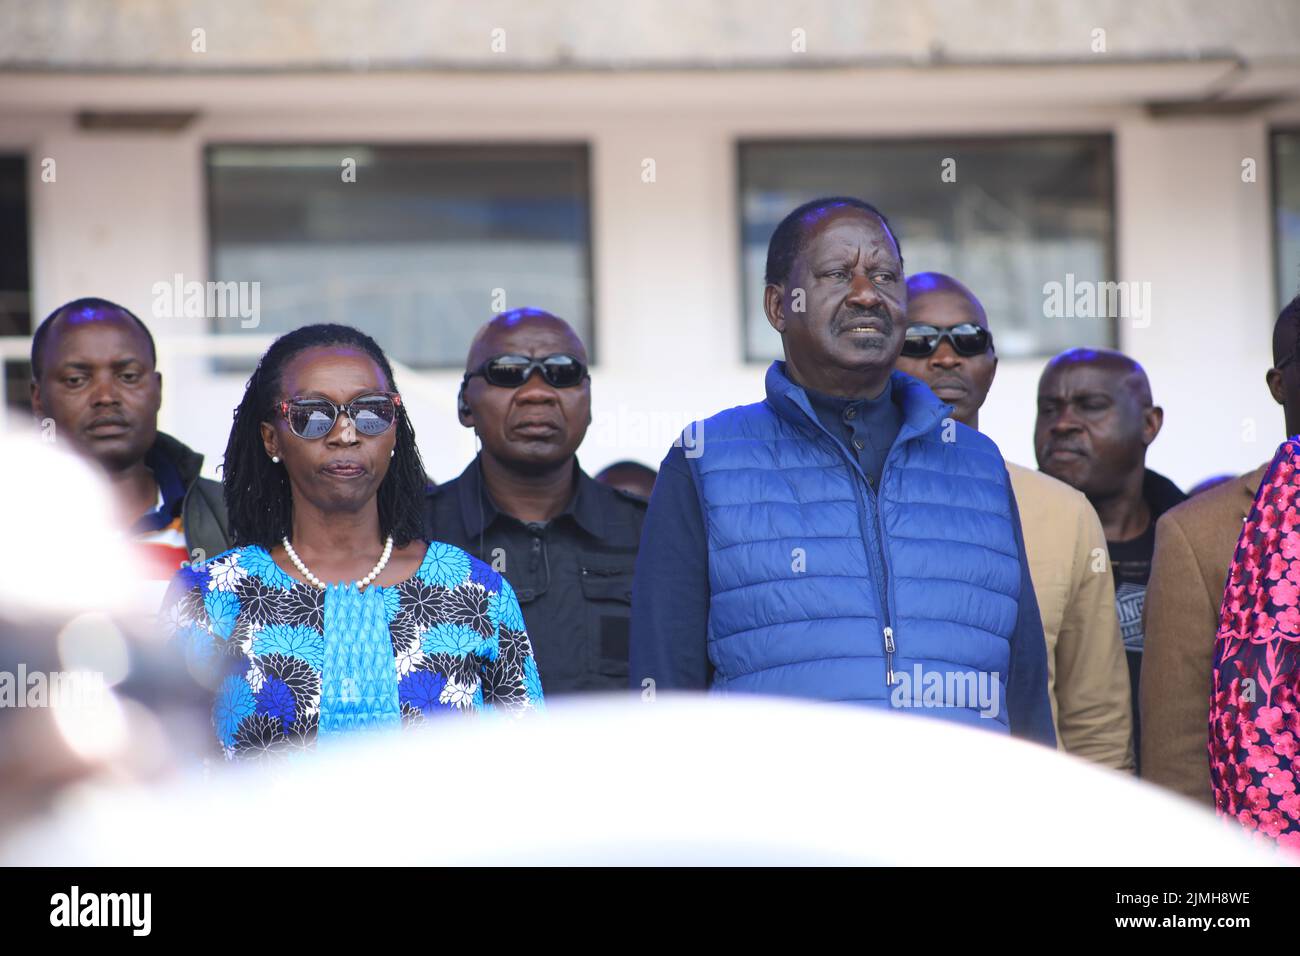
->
[[282, 534, 394, 591]]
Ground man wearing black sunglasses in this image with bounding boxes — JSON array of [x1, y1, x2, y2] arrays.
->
[[896, 273, 1133, 772], [631, 197, 1054, 745], [423, 308, 647, 695]]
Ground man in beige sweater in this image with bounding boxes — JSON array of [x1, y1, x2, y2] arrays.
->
[[1141, 295, 1300, 804], [896, 273, 1132, 770]]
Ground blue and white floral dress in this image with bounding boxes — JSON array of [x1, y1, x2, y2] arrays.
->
[[161, 540, 544, 760]]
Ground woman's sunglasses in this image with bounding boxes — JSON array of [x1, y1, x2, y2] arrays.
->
[[278, 392, 401, 440], [900, 323, 994, 358], [463, 353, 589, 389]]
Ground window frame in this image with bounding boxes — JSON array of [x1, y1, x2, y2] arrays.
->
[[0, 151, 32, 410], [1271, 127, 1300, 318], [202, 140, 598, 370], [735, 133, 1119, 364]]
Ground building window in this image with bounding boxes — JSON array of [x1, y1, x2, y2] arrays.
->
[[207, 144, 593, 367], [738, 137, 1116, 362], [1274, 130, 1300, 312], [0, 154, 31, 410]]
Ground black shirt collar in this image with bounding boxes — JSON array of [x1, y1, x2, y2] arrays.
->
[[1142, 467, 1188, 521], [456, 455, 606, 539], [802, 379, 896, 416]]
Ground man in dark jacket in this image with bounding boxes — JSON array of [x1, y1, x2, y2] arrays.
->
[[1034, 348, 1187, 770], [29, 297, 231, 578], [424, 308, 646, 695], [630, 197, 1055, 744]]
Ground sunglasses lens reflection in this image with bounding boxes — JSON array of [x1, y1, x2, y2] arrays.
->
[[901, 333, 939, 357], [542, 357, 585, 387], [352, 399, 397, 435], [485, 357, 531, 387], [289, 403, 336, 439]]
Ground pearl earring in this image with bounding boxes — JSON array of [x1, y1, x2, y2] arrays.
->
[[390, 449, 395, 459], [271, 455, 280, 463]]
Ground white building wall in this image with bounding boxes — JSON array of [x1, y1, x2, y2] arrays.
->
[[2, 69, 1298, 488]]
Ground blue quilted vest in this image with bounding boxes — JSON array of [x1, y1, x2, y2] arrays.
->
[[687, 362, 1021, 731]]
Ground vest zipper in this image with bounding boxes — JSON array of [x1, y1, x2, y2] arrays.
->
[[883, 625, 896, 686], [790, 386, 909, 697], [868, 453, 901, 691], [859, 471, 896, 691]]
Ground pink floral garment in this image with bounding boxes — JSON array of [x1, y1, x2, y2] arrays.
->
[[1209, 439, 1300, 852]]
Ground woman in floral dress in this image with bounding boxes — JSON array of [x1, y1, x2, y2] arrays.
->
[[163, 324, 543, 760], [1209, 437, 1300, 849]]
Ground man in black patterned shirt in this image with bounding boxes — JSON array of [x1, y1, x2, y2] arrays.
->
[[1033, 349, 1187, 771], [424, 309, 647, 696]]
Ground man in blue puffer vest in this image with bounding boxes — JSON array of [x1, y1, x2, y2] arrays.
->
[[629, 197, 1056, 744]]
